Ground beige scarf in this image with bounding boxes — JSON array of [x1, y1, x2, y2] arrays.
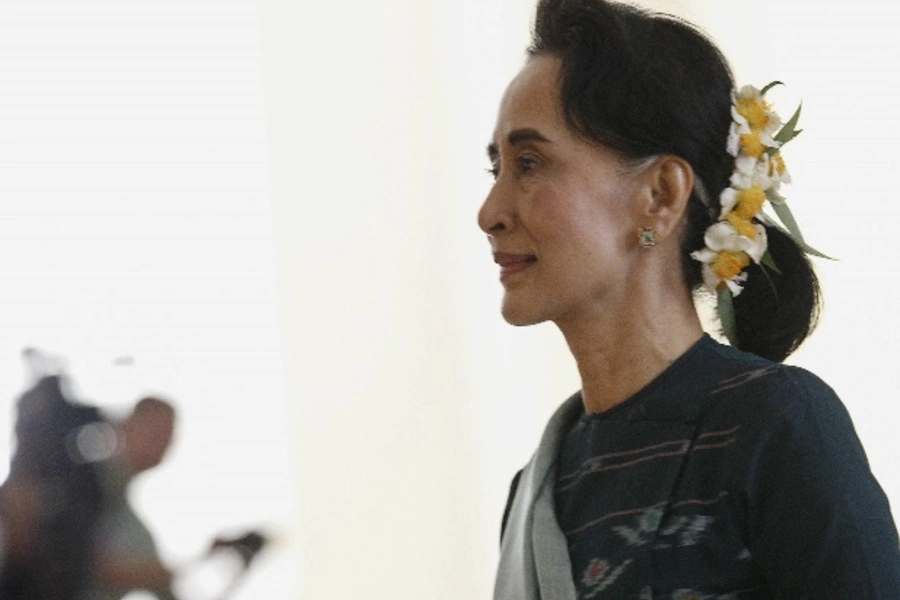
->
[[494, 393, 583, 600]]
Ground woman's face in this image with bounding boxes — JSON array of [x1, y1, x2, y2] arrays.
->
[[478, 55, 649, 327]]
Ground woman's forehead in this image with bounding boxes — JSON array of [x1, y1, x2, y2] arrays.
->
[[493, 56, 564, 143]]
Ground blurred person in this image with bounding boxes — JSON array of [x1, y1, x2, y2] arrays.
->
[[85, 397, 179, 600], [481, 0, 900, 598], [0, 375, 108, 600], [2, 363, 266, 600], [0, 477, 42, 578]]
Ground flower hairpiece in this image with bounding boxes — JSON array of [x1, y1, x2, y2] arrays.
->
[[690, 82, 830, 345]]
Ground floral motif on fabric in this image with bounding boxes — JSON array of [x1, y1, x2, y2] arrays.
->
[[658, 514, 716, 548], [611, 507, 716, 550], [612, 507, 664, 547], [671, 591, 740, 600], [636, 588, 748, 600], [581, 558, 633, 599]]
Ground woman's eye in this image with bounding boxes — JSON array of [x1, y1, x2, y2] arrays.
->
[[517, 155, 538, 173], [485, 155, 538, 180]]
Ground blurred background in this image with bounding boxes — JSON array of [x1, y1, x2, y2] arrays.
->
[[1, 0, 898, 598]]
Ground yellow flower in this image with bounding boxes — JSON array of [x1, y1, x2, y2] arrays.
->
[[692, 82, 806, 299], [726, 213, 757, 238], [734, 186, 766, 220], [735, 96, 772, 131], [691, 222, 767, 296], [739, 132, 766, 159], [712, 250, 751, 281], [769, 152, 787, 179]]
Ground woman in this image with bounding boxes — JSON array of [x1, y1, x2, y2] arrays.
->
[[479, 0, 900, 598]]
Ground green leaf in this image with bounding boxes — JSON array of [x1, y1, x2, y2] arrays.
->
[[760, 81, 784, 96], [771, 201, 806, 243], [774, 104, 803, 146], [761, 250, 781, 274], [717, 288, 739, 347], [766, 187, 787, 205], [768, 204, 836, 260], [795, 239, 835, 260]]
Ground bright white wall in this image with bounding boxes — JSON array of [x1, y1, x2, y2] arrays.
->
[[257, 0, 554, 596], [0, 2, 298, 598], [260, 0, 900, 598]]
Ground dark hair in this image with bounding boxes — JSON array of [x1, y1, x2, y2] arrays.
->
[[528, 0, 820, 362]]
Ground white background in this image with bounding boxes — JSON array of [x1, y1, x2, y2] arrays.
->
[[0, 1, 297, 598], [2, 1, 899, 599]]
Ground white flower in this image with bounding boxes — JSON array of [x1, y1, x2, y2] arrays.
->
[[726, 119, 749, 157], [735, 85, 783, 136], [698, 82, 806, 297], [690, 250, 748, 296], [691, 222, 768, 296], [729, 153, 789, 192], [704, 221, 767, 263], [719, 187, 739, 215], [766, 153, 792, 186], [729, 155, 762, 189], [736, 84, 760, 99], [728, 85, 784, 163]]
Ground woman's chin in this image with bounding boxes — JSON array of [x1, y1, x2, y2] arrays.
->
[[500, 299, 546, 327]]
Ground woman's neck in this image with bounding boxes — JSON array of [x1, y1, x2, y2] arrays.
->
[[556, 290, 703, 414]]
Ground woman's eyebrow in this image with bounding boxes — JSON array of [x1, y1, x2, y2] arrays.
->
[[507, 128, 552, 146], [487, 128, 553, 158]]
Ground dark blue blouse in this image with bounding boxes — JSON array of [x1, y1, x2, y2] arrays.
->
[[538, 335, 900, 599]]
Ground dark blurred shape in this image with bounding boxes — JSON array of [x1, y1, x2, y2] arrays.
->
[[209, 531, 268, 569], [0, 374, 108, 600], [2, 352, 264, 600], [176, 530, 269, 600], [86, 396, 178, 600]]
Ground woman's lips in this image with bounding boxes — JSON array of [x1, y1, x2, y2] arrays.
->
[[493, 252, 537, 280]]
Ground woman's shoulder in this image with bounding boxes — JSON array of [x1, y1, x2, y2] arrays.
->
[[701, 337, 837, 405], [699, 342, 900, 596], [696, 337, 852, 438], [697, 339, 885, 523]]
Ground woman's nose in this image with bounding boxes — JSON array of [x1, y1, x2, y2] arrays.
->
[[477, 184, 511, 235]]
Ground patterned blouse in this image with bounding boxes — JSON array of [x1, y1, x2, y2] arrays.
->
[[513, 335, 900, 599]]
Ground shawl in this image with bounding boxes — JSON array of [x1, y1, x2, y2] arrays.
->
[[494, 393, 584, 600]]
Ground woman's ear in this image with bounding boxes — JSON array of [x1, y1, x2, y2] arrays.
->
[[637, 155, 695, 241]]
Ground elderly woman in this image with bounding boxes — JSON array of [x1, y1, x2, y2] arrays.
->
[[479, 0, 900, 598]]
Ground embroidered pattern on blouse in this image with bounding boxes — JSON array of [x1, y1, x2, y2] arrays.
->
[[671, 590, 741, 600], [556, 363, 784, 600], [558, 427, 741, 494], [608, 504, 717, 549], [638, 586, 754, 600], [710, 367, 778, 395], [581, 558, 634, 599]]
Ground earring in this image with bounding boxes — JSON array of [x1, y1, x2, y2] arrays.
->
[[638, 227, 657, 248]]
